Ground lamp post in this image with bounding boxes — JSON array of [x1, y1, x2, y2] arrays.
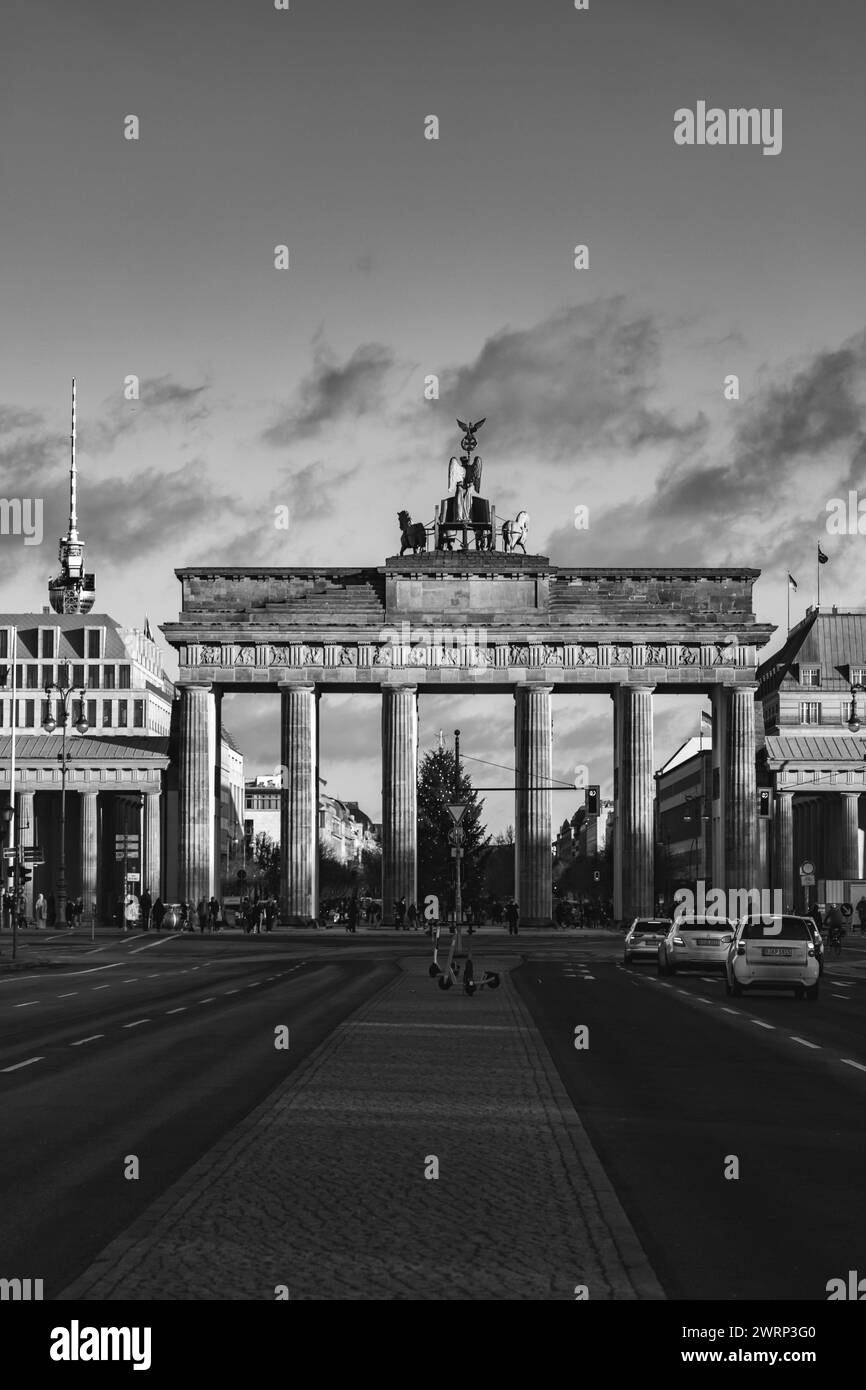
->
[[847, 683, 864, 733], [43, 682, 88, 929]]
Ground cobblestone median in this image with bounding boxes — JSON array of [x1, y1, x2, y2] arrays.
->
[[61, 957, 664, 1301]]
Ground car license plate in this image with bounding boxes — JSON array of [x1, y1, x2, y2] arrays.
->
[[695, 938, 715, 946], [761, 947, 792, 958]]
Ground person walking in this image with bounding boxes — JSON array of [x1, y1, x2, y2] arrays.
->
[[123, 892, 140, 933], [347, 896, 359, 934], [506, 899, 519, 936], [394, 896, 406, 930], [406, 900, 418, 932], [197, 898, 207, 934], [152, 897, 165, 933], [856, 896, 866, 935], [34, 892, 47, 929], [179, 899, 190, 932], [140, 889, 152, 932], [208, 896, 220, 933]]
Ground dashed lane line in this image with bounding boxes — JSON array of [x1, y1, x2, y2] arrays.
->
[[166, 1008, 186, 1015], [122, 1019, 151, 1029], [91, 985, 110, 991], [57, 992, 77, 998], [2, 1057, 44, 1072], [224, 989, 240, 995], [696, 997, 712, 1004], [750, 1020, 775, 1029], [14, 1001, 40, 1008], [841, 1059, 866, 1074], [198, 998, 216, 1005], [70, 1035, 104, 1047], [791, 1037, 821, 1049]]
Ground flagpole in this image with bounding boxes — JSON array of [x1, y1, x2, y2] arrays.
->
[[817, 550, 820, 610], [787, 574, 790, 633]]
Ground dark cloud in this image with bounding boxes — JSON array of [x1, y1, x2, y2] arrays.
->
[[262, 342, 395, 446], [421, 298, 707, 461], [87, 375, 210, 453]]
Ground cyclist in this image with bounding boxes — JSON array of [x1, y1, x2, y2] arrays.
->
[[825, 903, 846, 954]]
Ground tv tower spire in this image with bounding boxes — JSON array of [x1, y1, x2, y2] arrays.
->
[[48, 379, 96, 614]]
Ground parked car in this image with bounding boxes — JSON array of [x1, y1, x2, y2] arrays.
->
[[725, 914, 820, 1000], [623, 918, 672, 965], [658, 915, 735, 974]]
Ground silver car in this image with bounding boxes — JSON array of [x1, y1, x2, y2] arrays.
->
[[623, 918, 672, 965], [658, 915, 735, 974], [725, 914, 820, 1000]]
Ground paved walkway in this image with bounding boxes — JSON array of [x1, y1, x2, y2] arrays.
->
[[60, 954, 664, 1301]]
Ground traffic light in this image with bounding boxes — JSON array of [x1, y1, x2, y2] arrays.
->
[[593, 870, 600, 882], [19, 865, 31, 884], [586, 785, 600, 817], [757, 788, 772, 818]]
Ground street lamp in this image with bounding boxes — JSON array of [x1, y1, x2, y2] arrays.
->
[[847, 683, 864, 733], [43, 681, 88, 928]]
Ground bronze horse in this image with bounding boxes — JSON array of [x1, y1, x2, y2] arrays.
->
[[398, 510, 427, 555]]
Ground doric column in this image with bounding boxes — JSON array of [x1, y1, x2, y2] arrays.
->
[[81, 791, 99, 926], [724, 684, 757, 891], [840, 791, 860, 882], [178, 683, 216, 905], [613, 685, 654, 922], [514, 685, 553, 926], [144, 789, 161, 898], [381, 686, 417, 925], [774, 789, 794, 911], [17, 790, 35, 922], [280, 684, 317, 924]]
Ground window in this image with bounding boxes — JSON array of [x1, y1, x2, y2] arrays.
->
[[800, 667, 820, 687], [0, 630, 7, 659], [119, 665, 131, 689], [38, 628, 57, 659], [72, 664, 84, 688], [133, 700, 144, 728], [25, 665, 39, 689], [102, 702, 113, 727], [852, 668, 866, 686], [103, 665, 115, 689], [117, 701, 128, 727], [43, 664, 56, 690], [87, 628, 101, 659], [58, 662, 70, 686], [800, 701, 822, 724], [21, 699, 34, 726], [741, 917, 810, 941], [86, 699, 96, 728], [88, 666, 99, 688]]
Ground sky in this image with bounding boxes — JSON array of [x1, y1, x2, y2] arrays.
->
[[2, 0, 865, 832]]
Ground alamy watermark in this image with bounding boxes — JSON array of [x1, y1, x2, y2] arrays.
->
[[674, 103, 782, 156], [0, 498, 43, 546], [674, 882, 783, 927]]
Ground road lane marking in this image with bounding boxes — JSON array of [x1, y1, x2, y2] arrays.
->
[[130, 936, 180, 954], [721, 1007, 738, 1014], [841, 1059, 866, 1073], [2, 1057, 44, 1071], [750, 1019, 775, 1029], [791, 1037, 821, 1049], [166, 1007, 187, 1014], [832, 993, 850, 999], [122, 979, 138, 984], [91, 984, 110, 991], [70, 1035, 104, 1046], [697, 997, 712, 1004], [145, 974, 159, 978], [57, 992, 78, 998], [658, 982, 673, 988], [198, 997, 216, 1004], [224, 989, 240, 995], [123, 1019, 150, 1028], [246, 981, 261, 988], [14, 1001, 40, 1008]]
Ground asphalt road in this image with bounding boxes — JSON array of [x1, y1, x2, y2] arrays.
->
[[513, 936, 866, 1300], [0, 933, 395, 1297]]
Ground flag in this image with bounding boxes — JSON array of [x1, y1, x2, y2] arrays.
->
[[818, 545, 829, 565], [788, 573, 798, 591], [700, 710, 712, 729], [144, 614, 154, 641]]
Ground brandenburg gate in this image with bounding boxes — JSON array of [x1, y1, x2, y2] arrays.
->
[[161, 423, 775, 926]]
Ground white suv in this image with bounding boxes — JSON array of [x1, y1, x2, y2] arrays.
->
[[623, 918, 672, 965]]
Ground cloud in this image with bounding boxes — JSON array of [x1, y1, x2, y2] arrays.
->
[[87, 375, 210, 453], [423, 298, 707, 462], [262, 341, 395, 445]]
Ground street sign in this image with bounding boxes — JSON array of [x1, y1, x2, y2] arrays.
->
[[22, 846, 43, 862], [115, 835, 139, 848], [447, 804, 467, 825], [450, 848, 464, 858], [126, 872, 140, 883], [801, 872, 816, 886], [800, 861, 814, 876]]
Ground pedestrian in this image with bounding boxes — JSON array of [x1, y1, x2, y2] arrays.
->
[[123, 892, 140, 932], [506, 900, 519, 936], [152, 897, 165, 933], [73, 896, 83, 929], [347, 896, 358, 934], [34, 892, 47, 929], [406, 900, 418, 931], [179, 899, 190, 931], [140, 888, 152, 931], [197, 898, 207, 933], [65, 897, 75, 930], [395, 896, 406, 930], [856, 896, 866, 935], [208, 896, 220, 933]]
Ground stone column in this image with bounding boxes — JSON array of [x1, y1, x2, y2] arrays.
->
[[178, 683, 216, 905], [81, 790, 99, 926], [710, 685, 728, 892], [840, 791, 860, 882], [613, 685, 654, 923], [144, 789, 161, 898], [774, 789, 794, 911], [724, 684, 757, 892], [514, 685, 553, 926], [381, 686, 418, 926], [17, 790, 35, 923], [280, 684, 318, 925]]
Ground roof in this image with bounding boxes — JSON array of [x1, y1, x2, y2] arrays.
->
[[0, 613, 152, 663], [763, 734, 866, 764], [658, 736, 712, 775], [221, 725, 242, 755], [0, 734, 170, 761], [759, 609, 866, 694]]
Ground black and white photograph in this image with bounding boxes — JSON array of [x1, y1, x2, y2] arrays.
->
[[1, 0, 864, 1364]]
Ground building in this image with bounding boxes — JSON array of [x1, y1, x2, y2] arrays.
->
[[243, 776, 380, 867], [1, 391, 241, 922], [655, 736, 714, 897], [757, 606, 866, 909], [244, 775, 282, 847]]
